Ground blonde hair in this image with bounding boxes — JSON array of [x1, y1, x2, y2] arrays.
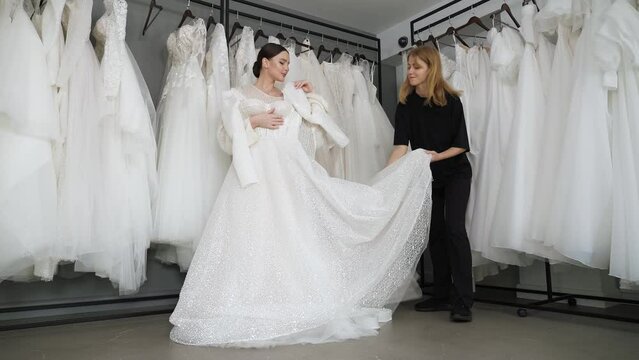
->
[[399, 47, 460, 107]]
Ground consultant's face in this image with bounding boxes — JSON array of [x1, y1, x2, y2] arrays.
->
[[264, 51, 290, 82], [407, 55, 429, 87]]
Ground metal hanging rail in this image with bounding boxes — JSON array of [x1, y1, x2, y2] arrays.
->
[[410, 0, 491, 45], [226, 0, 383, 104]]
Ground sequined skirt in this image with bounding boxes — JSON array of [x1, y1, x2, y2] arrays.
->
[[169, 139, 432, 347]]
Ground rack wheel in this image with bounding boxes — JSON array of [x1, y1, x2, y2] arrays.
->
[[568, 297, 577, 307], [517, 308, 528, 317]]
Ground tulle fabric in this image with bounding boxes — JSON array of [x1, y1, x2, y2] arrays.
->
[[74, 0, 158, 294]]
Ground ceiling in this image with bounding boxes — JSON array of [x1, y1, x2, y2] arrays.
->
[[262, 0, 441, 34]]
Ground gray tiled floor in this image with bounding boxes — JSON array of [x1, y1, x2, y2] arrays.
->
[[1, 301, 638, 360]]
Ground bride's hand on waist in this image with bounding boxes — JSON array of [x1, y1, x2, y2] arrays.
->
[[250, 109, 284, 129], [294, 80, 314, 93]]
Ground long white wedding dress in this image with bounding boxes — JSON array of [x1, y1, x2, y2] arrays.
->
[[491, 4, 549, 256], [204, 23, 232, 201], [53, 0, 104, 274], [169, 84, 433, 347], [77, 0, 157, 294], [155, 19, 214, 270], [596, 0, 639, 284], [0, 0, 59, 282], [544, 0, 613, 269]]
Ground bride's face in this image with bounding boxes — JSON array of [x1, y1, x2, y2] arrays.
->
[[264, 51, 290, 82], [407, 55, 428, 87]]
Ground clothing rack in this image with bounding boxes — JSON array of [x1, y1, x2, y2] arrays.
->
[[409, 0, 639, 325], [474, 261, 639, 323], [223, 0, 383, 103], [409, 0, 492, 45], [418, 257, 639, 324]]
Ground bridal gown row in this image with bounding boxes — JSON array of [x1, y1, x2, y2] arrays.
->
[[1, 0, 158, 293], [453, 0, 639, 285]]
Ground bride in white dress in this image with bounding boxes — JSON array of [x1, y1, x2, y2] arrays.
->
[[169, 43, 433, 347]]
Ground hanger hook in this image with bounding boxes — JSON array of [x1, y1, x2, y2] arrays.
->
[[291, 25, 295, 35], [187, 0, 191, 9], [321, 34, 324, 43], [235, 10, 239, 20], [259, 17, 262, 28]]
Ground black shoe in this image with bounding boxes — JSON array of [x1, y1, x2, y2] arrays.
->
[[450, 303, 473, 322], [414, 298, 452, 312]]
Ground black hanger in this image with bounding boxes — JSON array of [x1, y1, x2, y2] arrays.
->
[[457, 15, 490, 33], [253, 18, 268, 42], [178, 0, 195, 28], [285, 27, 315, 53], [437, 26, 469, 47], [142, 0, 163, 35], [331, 46, 342, 58], [490, 13, 518, 31], [524, 0, 540, 11], [299, 31, 313, 54], [499, 2, 520, 28], [253, 28, 267, 42], [228, 11, 243, 41], [316, 35, 331, 61], [206, 6, 216, 30], [275, 23, 288, 42]]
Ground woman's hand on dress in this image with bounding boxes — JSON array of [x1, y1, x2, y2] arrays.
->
[[294, 80, 314, 93], [250, 108, 284, 129], [425, 150, 442, 162]]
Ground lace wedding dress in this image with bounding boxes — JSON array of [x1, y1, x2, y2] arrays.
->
[[154, 19, 214, 270]]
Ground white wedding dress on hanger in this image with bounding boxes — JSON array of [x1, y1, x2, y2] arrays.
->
[[544, 0, 614, 269], [77, 0, 157, 294], [155, 19, 214, 270], [0, 0, 59, 282], [204, 23, 232, 201], [467, 27, 531, 266], [51, 0, 104, 277], [299, 39, 346, 178], [491, 4, 548, 256], [530, 1, 576, 248], [169, 83, 433, 347], [596, 0, 639, 284]]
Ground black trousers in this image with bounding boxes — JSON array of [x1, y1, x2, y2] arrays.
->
[[428, 176, 474, 307]]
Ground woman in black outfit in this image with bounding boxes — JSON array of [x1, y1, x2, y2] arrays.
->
[[387, 46, 473, 322]]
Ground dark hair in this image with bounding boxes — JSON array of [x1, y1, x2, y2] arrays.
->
[[252, 43, 288, 78]]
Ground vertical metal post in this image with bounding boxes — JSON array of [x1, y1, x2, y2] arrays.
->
[[377, 38, 382, 105], [544, 259, 553, 301]]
